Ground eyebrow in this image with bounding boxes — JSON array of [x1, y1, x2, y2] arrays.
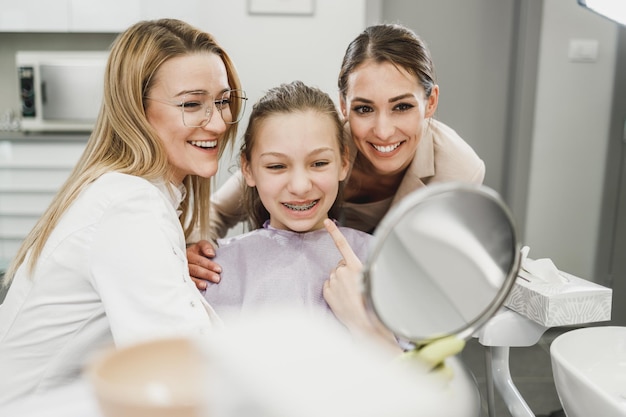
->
[[173, 89, 206, 98], [173, 87, 231, 98], [352, 93, 415, 104], [259, 147, 336, 159]]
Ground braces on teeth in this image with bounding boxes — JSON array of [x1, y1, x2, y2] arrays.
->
[[283, 201, 317, 211]]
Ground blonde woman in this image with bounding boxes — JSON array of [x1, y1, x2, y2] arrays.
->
[[0, 18, 246, 404]]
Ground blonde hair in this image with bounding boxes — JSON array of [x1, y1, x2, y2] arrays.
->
[[4, 19, 242, 285]]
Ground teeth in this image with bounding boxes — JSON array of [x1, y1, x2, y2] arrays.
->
[[190, 140, 217, 148], [283, 200, 318, 211], [372, 142, 401, 153]]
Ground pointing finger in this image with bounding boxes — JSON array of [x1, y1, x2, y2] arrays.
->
[[324, 218, 361, 268]]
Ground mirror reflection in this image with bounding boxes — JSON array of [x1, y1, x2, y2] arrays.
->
[[363, 183, 520, 345]]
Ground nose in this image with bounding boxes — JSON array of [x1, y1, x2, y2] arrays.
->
[[373, 112, 395, 141], [287, 167, 313, 196], [202, 104, 227, 134]]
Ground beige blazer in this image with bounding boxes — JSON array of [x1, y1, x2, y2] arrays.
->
[[391, 118, 485, 204]]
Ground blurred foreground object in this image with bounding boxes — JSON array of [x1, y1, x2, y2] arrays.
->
[[87, 337, 209, 417], [84, 308, 479, 417]]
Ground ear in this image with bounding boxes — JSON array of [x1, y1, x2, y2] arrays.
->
[[425, 84, 439, 118], [339, 95, 348, 120], [241, 155, 256, 187], [339, 148, 350, 182]]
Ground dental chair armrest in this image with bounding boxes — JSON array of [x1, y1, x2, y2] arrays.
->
[[475, 308, 549, 347]]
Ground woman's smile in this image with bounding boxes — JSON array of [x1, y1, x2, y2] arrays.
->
[[189, 140, 217, 150], [370, 140, 405, 155], [145, 53, 229, 184]]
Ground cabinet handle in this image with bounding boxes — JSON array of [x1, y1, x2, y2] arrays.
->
[[41, 81, 47, 105]]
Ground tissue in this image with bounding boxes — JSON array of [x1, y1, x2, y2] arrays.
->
[[504, 254, 612, 327], [521, 257, 568, 284]]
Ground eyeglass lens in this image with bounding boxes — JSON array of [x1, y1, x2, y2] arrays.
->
[[181, 90, 247, 127]]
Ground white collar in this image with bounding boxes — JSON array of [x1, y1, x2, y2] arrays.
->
[[151, 179, 186, 217]]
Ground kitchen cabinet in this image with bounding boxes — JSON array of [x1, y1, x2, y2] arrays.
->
[[0, 0, 202, 33], [0, 134, 87, 270], [0, 0, 69, 32], [69, 0, 142, 33]]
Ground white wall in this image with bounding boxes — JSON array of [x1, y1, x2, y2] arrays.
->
[[193, 1, 369, 184], [524, 0, 618, 279], [382, 0, 516, 196]]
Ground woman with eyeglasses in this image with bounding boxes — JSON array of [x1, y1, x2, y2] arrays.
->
[[0, 18, 246, 404]]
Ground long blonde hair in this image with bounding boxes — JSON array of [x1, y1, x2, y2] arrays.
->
[[3, 19, 242, 285]]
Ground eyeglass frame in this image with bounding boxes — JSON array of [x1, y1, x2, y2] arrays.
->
[[144, 89, 248, 127]]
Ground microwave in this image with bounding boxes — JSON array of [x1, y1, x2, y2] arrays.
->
[[16, 51, 109, 132]]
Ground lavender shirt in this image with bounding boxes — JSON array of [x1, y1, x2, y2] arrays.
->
[[203, 222, 373, 323]]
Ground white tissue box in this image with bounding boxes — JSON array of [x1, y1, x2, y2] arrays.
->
[[504, 269, 612, 327]]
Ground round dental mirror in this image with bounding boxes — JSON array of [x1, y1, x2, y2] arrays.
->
[[362, 183, 520, 346]]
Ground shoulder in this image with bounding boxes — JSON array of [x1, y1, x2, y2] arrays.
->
[[215, 229, 269, 257], [217, 228, 262, 247], [336, 226, 373, 261], [89, 172, 157, 197], [214, 229, 285, 273], [337, 226, 373, 243], [428, 120, 475, 153], [426, 120, 485, 183], [83, 173, 173, 218], [84, 173, 185, 258]]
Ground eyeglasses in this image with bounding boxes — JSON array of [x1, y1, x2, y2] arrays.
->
[[145, 89, 248, 127]]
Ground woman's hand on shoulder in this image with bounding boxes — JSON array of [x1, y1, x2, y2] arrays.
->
[[186, 240, 222, 289]]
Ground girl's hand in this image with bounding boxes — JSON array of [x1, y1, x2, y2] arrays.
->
[[323, 220, 465, 370], [322, 219, 366, 328], [322, 219, 401, 353]]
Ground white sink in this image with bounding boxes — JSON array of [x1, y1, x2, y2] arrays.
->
[[550, 326, 626, 417]]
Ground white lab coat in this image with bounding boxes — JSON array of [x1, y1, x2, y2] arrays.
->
[[0, 172, 220, 405]]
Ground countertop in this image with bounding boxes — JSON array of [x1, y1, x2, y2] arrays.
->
[[0, 131, 90, 142]]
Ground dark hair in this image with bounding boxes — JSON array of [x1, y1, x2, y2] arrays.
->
[[338, 23, 436, 100], [241, 80, 348, 230]]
